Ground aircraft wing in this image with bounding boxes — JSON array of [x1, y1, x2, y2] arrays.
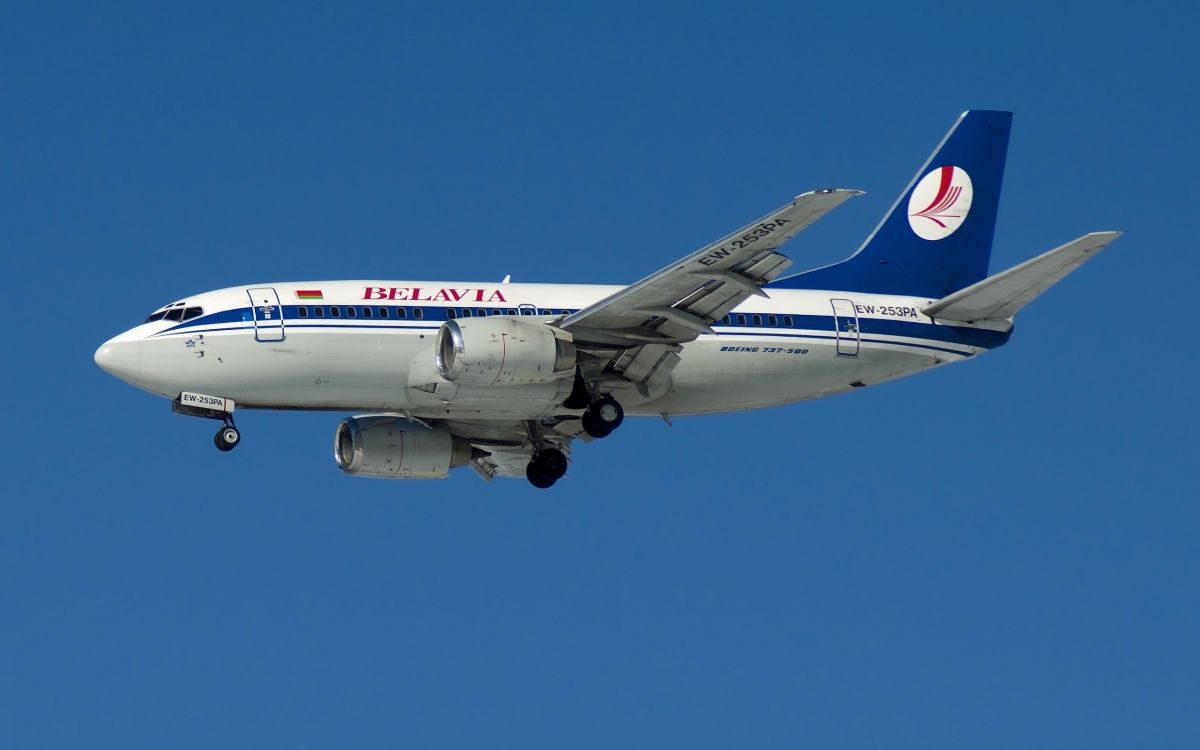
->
[[559, 189, 862, 348]]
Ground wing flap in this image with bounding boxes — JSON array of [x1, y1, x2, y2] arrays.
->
[[922, 231, 1121, 322]]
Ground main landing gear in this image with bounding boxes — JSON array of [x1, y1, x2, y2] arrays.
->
[[524, 417, 570, 489], [525, 394, 624, 488], [526, 447, 568, 489], [581, 395, 624, 438], [565, 371, 624, 440]]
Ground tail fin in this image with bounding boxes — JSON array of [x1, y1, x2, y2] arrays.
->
[[774, 110, 1013, 298]]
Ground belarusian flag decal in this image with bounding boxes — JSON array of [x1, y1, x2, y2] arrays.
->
[[296, 290, 323, 300]]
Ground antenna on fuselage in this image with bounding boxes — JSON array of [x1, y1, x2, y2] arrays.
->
[[501, 274, 511, 284]]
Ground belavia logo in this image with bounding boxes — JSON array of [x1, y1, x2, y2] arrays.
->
[[363, 286, 507, 303], [907, 165, 973, 240]]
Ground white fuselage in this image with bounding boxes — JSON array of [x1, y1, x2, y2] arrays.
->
[[96, 280, 1011, 418]]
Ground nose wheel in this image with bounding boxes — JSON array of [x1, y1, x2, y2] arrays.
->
[[214, 423, 241, 452], [581, 396, 624, 438]]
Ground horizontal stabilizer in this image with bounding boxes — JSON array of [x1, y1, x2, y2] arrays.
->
[[922, 231, 1121, 322]]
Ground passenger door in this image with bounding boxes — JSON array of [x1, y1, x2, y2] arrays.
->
[[247, 287, 285, 342]]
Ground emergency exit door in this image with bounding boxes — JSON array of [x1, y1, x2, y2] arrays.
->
[[247, 287, 285, 342]]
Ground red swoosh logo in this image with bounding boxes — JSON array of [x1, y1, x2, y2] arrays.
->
[[911, 166, 964, 228]]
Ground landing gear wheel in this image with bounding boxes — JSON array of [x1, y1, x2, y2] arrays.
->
[[581, 411, 612, 438], [534, 448, 568, 481], [526, 462, 557, 489], [582, 396, 623, 438], [594, 397, 624, 430], [214, 425, 240, 452]]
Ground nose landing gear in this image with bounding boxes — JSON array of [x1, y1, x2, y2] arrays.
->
[[173, 391, 243, 452], [214, 422, 241, 452]]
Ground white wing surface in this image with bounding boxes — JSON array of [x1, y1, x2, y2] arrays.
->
[[560, 189, 862, 347]]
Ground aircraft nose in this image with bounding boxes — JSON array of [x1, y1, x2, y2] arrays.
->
[[94, 338, 142, 385]]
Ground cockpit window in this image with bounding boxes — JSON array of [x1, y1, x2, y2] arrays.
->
[[145, 302, 200, 324]]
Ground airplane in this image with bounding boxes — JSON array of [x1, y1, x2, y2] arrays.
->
[[94, 110, 1119, 488]]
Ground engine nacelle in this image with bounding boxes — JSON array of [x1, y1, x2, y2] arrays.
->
[[407, 345, 577, 416], [435, 317, 575, 385], [334, 416, 473, 479]]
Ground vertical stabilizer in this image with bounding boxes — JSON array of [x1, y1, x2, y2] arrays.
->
[[774, 110, 1012, 298]]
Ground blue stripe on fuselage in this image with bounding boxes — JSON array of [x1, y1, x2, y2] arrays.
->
[[154, 303, 1009, 353]]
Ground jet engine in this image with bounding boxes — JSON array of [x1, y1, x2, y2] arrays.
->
[[334, 416, 473, 479], [435, 317, 576, 385]]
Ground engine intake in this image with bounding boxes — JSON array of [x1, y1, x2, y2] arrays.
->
[[435, 317, 576, 385], [334, 416, 473, 479]]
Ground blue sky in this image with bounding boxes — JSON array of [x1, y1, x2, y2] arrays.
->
[[3, 2, 1198, 747]]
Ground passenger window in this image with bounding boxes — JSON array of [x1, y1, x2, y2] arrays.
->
[[507, 309, 517, 316], [379, 306, 389, 319], [461, 308, 472, 318], [315, 306, 325, 318], [783, 315, 793, 327], [477, 309, 488, 317], [330, 307, 341, 318], [361, 307, 372, 319], [447, 309, 457, 319], [538, 309, 551, 315], [768, 315, 777, 327], [413, 308, 424, 320], [298, 306, 309, 318], [395, 307, 406, 320], [722, 315, 731, 325], [752, 314, 762, 326], [492, 309, 502, 316], [736, 314, 746, 326], [346, 306, 357, 318], [561, 310, 569, 316]]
